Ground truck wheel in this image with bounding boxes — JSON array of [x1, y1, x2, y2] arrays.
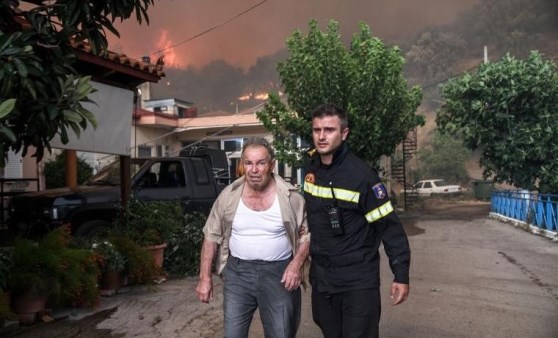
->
[[74, 220, 111, 238]]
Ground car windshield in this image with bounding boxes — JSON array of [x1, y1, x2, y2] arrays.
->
[[86, 159, 147, 185], [435, 180, 449, 186]]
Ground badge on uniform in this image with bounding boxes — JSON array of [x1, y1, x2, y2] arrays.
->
[[372, 183, 387, 199], [305, 172, 315, 184]]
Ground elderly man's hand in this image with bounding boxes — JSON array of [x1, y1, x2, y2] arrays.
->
[[281, 261, 302, 291], [196, 278, 214, 303]]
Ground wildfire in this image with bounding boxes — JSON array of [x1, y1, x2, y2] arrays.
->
[[238, 92, 274, 101], [238, 94, 251, 101], [155, 29, 180, 68]]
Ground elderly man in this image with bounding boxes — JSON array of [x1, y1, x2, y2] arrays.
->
[[196, 137, 310, 338]]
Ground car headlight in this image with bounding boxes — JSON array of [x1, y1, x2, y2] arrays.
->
[[49, 206, 70, 221]]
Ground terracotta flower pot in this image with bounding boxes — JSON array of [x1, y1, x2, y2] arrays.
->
[[11, 291, 47, 325], [144, 243, 167, 269], [100, 271, 124, 291]]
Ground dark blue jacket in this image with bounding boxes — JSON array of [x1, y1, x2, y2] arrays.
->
[[304, 143, 410, 294]]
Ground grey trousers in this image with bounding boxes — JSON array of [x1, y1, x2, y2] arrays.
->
[[223, 256, 301, 338]]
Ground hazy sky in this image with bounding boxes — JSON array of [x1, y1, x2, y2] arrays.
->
[[108, 0, 479, 69]]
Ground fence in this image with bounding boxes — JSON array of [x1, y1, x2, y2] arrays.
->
[[491, 190, 558, 238]]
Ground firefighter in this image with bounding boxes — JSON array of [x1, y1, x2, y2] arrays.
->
[[304, 103, 411, 338]]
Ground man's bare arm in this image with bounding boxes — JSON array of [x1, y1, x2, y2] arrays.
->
[[281, 240, 310, 291], [195, 239, 218, 303]]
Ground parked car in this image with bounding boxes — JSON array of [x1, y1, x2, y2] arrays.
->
[[405, 179, 462, 197]]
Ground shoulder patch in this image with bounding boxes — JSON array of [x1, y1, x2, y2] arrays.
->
[[372, 183, 387, 199], [305, 172, 315, 184]]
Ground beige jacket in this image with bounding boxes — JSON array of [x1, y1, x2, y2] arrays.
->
[[203, 173, 309, 275]]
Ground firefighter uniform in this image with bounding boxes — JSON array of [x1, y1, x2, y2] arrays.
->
[[304, 143, 410, 337]]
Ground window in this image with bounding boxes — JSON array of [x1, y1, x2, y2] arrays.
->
[[137, 146, 151, 157], [156, 145, 168, 157], [192, 158, 210, 185], [223, 139, 242, 152], [177, 107, 186, 118]]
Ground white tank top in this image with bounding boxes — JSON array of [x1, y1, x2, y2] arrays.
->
[[229, 195, 292, 261]]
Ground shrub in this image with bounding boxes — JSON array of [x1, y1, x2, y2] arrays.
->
[[109, 235, 160, 285], [117, 199, 183, 246], [9, 227, 100, 308], [164, 212, 207, 277]]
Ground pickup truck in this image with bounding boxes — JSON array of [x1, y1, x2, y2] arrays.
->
[[7, 153, 226, 238]]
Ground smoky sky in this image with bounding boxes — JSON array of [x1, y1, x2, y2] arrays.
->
[[108, 0, 479, 69]]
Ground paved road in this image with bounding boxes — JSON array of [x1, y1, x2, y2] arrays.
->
[[5, 201, 558, 337]]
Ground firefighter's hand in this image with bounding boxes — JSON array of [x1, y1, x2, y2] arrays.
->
[[390, 282, 409, 305]]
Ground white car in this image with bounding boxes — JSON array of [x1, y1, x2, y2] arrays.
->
[[409, 179, 462, 197]]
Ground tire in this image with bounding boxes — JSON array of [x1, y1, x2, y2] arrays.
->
[[74, 220, 111, 238]]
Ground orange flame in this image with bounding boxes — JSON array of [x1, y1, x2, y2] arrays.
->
[[237, 92, 270, 101], [238, 94, 251, 101], [155, 29, 180, 68], [253, 93, 268, 100]]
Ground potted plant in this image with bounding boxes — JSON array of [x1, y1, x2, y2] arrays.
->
[[8, 227, 100, 323], [117, 198, 183, 270], [91, 239, 127, 291], [108, 235, 161, 286]]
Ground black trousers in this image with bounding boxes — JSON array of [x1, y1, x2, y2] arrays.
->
[[311, 288, 381, 338]]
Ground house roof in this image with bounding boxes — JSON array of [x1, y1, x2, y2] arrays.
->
[[143, 98, 193, 105], [71, 41, 165, 89], [11, 8, 164, 89]]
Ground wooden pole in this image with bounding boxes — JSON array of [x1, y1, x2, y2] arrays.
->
[[65, 150, 77, 188]]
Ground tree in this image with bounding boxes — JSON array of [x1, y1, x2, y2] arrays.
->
[[437, 51, 558, 193], [43, 152, 93, 189], [414, 130, 470, 184], [0, 0, 156, 166], [257, 20, 423, 167], [455, 0, 557, 58], [405, 30, 466, 85]]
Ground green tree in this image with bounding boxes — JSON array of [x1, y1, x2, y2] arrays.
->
[[0, 0, 156, 166], [415, 130, 470, 184], [437, 51, 558, 193], [43, 152, 93, 189], [257, 20, 423, 167]]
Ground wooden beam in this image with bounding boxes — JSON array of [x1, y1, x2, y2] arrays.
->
[[65, 150, 77, 188]]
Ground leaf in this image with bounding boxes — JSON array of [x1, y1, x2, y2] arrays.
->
[[13, 58, 28, 77], [0, 125, 16, 142], [62, 110, 84, 123], [0, 99, 16, 119]]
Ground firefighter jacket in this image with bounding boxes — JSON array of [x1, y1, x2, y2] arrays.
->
[[303, 143, 410, 294]]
